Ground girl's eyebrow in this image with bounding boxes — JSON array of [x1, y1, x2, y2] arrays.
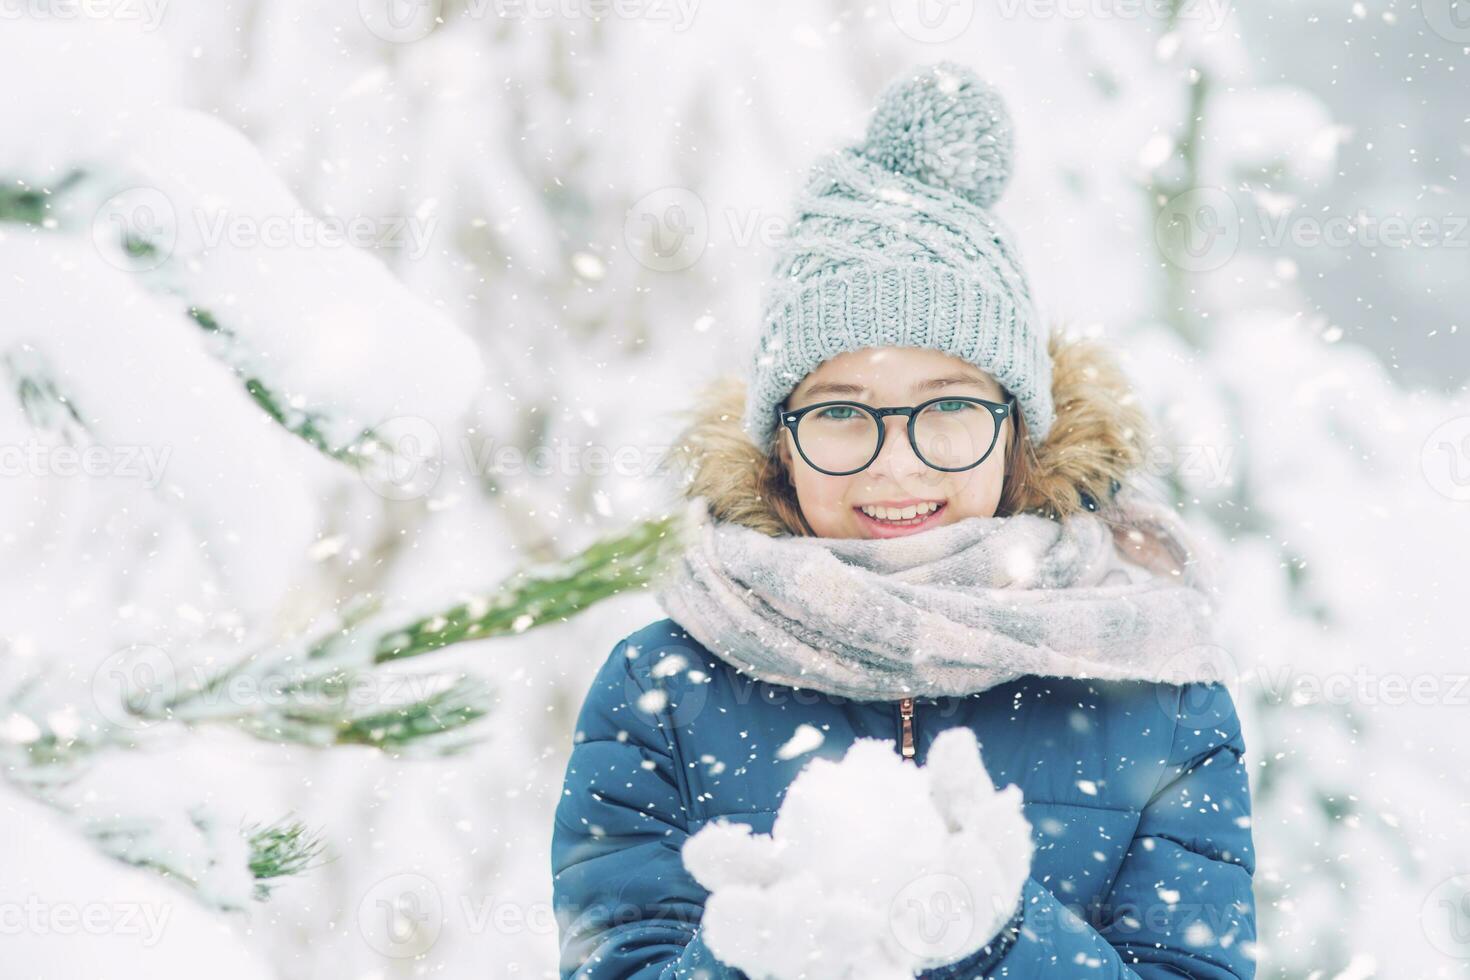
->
[[796, 374, 991, 402], [911, 373, 992, 394], [798, 380, 868, 400]]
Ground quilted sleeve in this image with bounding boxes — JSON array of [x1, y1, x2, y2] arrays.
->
[[551, 637, 745, 979]]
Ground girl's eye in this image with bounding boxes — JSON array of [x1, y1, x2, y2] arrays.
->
[[816, 405, 860, 421], [931, 399, 975, 413]]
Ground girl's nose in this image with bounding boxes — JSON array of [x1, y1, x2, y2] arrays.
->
[[866, 416, 942, 487]]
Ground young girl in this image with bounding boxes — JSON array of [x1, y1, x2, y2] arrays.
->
[[551, 62, 1256, 979]]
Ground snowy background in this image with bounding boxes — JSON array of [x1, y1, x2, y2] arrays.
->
[[1, 2, 1467, 978]]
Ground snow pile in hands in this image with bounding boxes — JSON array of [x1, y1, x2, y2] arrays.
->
[[681, 728, 1033, 979]]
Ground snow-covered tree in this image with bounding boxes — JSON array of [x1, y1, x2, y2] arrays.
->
[[0, 18, 677, 974]]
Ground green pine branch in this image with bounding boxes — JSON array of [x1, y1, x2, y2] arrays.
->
[[4, 345, 90, 443], [247, 815, 331, 900], [212, 668, 494, 754], [0, 171, 84, 225], [190, 308, 381, 463], [370, 511, 683, 662]]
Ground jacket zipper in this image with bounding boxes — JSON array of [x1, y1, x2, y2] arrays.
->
[[898, 696, 916, 761]]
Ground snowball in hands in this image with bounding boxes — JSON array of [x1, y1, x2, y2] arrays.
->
[[681, 728, 1033, 979]]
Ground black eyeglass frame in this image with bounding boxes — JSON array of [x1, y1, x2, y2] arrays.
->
[[776, 395, 1016, 476]]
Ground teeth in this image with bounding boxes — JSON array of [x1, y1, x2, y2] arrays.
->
[[860, 501, 940, 521]]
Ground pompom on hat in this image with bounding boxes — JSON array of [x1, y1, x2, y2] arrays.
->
[[742, 61, 1054, 454]]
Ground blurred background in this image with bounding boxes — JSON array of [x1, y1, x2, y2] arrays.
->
[[0, 1, 1467, 977]]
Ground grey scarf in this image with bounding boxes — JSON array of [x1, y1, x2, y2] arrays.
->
[[652, 487, 1225, 701]]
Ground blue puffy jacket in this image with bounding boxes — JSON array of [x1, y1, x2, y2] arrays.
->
[[551, 617, 1256, 978]]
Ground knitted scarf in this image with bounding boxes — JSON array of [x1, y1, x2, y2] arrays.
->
[[652, 487, 1225, 702]]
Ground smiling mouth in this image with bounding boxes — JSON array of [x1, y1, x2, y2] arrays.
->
[[853, 500, 947, 529]]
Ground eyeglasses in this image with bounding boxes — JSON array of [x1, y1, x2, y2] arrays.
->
[[776, 395, 1015, 476]]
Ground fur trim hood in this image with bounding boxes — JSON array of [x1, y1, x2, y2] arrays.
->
[[657, 330, 1153, 537]]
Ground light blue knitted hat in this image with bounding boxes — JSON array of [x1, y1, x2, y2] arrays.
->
[[742, 60, 1054, 454]]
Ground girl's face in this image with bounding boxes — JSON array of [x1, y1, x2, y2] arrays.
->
[[777, 346, 1013, 540]]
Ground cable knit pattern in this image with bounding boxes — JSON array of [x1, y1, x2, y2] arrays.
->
[[743, 60, 1054, 453]]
